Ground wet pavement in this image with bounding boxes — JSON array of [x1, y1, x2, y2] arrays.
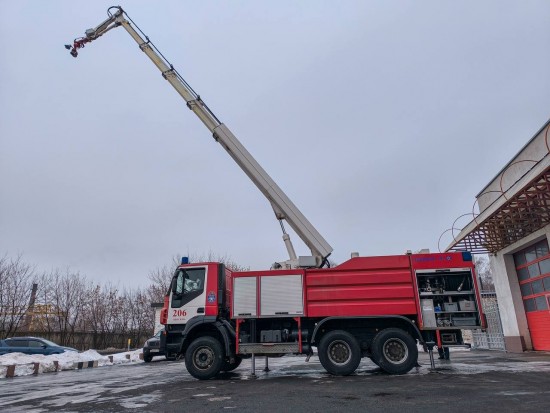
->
[[1, 349, 550, 412]]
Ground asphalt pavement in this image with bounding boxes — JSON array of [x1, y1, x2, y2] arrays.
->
[[1, 349, 550, 412]]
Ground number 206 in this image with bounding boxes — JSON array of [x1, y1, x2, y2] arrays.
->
[[173, 309, 187, 317]]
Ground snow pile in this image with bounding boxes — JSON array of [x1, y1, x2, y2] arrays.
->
[[111, 349, 144, 364], [0, 348, 144, 378], [57, 349, 109, 369]]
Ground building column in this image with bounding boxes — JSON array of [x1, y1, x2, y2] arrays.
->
[[490, 253, 532, 352]]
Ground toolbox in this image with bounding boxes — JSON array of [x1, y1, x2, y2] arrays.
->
[[443, 302, 458, 312], [453, 316, 477, 326], [458, 300, 476, 311]]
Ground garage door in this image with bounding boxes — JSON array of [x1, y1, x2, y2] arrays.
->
[[514, 239, 550, 351]]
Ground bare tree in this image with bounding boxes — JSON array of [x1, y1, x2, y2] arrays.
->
[[474, 255, 495, 291], [199, 251, 250, 272], [84, 283, 121, 348], [0, 252, 252, 347], [0, 254, 35, 338], [35, 269, 89, 346], [103, 284, 123, 345], [147, 255, 181, 304], [125, 287, 155, 346]]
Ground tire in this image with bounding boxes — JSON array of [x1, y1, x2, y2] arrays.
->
[[221, 356, 242, 372], [318, 330, 361, 376], [185, 336, 225, 380], [371, 328, 418, 375], [143, 353, 153, 363], [368, 355, 380, 367]]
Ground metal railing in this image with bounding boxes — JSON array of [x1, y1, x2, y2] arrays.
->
[[471, 291, 506, 350]]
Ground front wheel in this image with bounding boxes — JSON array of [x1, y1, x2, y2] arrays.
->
[[143, 353, 153, 363], [318, 330, 361, 376], [185, 336, 225, 380], [371, 328, 418, 374]]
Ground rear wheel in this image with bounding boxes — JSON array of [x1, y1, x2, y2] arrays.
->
[[371, 328, 417, 374], [318, 330, 361, 376], [185, 336, 224, 380]]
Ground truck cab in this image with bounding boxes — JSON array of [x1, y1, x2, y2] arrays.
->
[[160, 261, 239, 378]]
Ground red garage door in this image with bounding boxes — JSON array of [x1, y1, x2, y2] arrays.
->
[[514, 239, 550, 351]]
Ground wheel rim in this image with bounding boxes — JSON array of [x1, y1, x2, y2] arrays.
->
[[327, 340, 352, 365], [382, 338, 408, 365], [193, 346, 215, 370]]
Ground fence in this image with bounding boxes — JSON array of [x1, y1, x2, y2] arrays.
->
[[8, 330, 152, 351]]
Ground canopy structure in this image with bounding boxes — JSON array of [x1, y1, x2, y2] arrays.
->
[[447, 158, 550, 254]]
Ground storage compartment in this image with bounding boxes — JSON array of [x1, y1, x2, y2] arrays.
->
[[458, 300, 476, 311], [233, 277, 257, 317], [260, 330, 282, 343], [233, 273, 304, 319], [416, 269, 481, 330], [260, 274, 304, 317]]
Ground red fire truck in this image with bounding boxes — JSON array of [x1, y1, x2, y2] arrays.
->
[[161, 252, 484, 379], [67, 7, 485, 379]]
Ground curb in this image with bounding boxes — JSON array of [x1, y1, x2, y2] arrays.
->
[[3, 352, 144, 378], [73, 360, 99, 369], [6, 365, 15, 378], [5, 362, 48, 378]]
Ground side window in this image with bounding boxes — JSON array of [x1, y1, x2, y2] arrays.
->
[[7, 340, 28, 347], [171, 268, 206, 308], [28, 340, 43, 348]]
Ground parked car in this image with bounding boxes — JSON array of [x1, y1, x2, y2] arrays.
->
[[0, 337, 78, 355], [143, 331, 180, 362], [143, 331, 165, 362]]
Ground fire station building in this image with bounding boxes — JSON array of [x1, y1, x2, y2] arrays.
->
[[448, 119, 550, 352]]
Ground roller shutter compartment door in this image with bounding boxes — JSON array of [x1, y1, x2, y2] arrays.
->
[[514, 239, 550, 350]]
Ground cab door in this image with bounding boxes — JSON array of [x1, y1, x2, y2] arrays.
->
[[168, 266, 207, 325]]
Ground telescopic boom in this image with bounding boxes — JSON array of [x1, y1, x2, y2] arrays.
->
[[66, 7, 333, 268]]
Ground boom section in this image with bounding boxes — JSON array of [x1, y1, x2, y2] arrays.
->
[[68, 7, 333, 266]]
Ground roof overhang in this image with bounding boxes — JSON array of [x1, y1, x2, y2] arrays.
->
[[447, 155, 550, 254]]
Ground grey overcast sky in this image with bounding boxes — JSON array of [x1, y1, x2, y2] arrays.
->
[[1, 0, 549, 286]]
